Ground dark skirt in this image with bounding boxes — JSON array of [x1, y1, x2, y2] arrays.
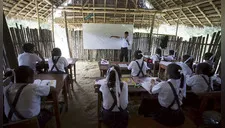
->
[[102, 109, 129, 128], [138, 98, 161, 117], [155, 107, 185, 127], [37, 109, 53, 128]]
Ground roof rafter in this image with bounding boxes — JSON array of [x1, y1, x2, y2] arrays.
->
[[208, 0, 221, 17], [32, 4, 49, 18], [196, 6, 213, 26], [186, 7, 204, 26], [104, 0, 106, 23], [7, 0, 23, 16], [93, 0, 95, 23], [24, 1, 43, 18], [15, 0, 34, 17], [114, 0, 118, 23], [152, 0, 171, 24], [124, 0, 128, 22]]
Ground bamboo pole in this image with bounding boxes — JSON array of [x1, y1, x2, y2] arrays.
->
[[51, 0, 55, 48], [35, 0, 40, 51], [149, 13, 156, 51], [64, 12, 72, 58], [175, 11, 181, 41]]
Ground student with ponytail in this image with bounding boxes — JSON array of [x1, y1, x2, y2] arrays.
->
[[48, 48, 69, 74], [99, 65, 129, 128], [149, 63, 185, 127]]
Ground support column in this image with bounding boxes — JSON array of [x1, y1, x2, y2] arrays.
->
[[51, 0, 55, 47], [149, 13, 156, 52], [35, 0, 40, 51], [175, 11, 181, 41], [64, 12, 72, 58]]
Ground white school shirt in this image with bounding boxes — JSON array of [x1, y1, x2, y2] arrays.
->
[[48, 57, 69, 72], [186, 74, 213, 94], [128, 58, 150, 77], [150, 54, 161, 64], [18, 52, 42, 71], [152, 79, 183, 110], [163, 55, 174, 61], [120, 37, 130, 48], [99, 79, 128, 112], [4, 83, 50, 121]]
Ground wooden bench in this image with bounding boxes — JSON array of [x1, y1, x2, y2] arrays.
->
[[3, 117, 40, 128]]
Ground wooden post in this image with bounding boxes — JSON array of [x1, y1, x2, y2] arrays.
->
[[221, 0, 225, 126], [35, 0, 40, 51], [64, 12, 72, 58], [3, 14, 18, 68], [149, 13, 156, 51], [175, 11, 181, 41], [51, 0, 55, 47]]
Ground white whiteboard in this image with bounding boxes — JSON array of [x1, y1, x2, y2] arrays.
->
[[83, 23, 133, 49]]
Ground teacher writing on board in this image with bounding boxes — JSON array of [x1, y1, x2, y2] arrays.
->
[[110, 31, 130, 62]]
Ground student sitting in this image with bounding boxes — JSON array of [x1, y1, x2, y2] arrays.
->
[[150, 63, 185, 127], [48, 48, 69, 74], [187, 63, 214, 94], [18, 43, 44, 71], [150, 48, 161, 64], [3, 66, 55, 128], [128, 50, 150, 77], [99, 65, 129, 128], [163, 50, 175, 61]]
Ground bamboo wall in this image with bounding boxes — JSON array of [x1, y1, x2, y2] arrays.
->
[[9, 24, 54, 58]]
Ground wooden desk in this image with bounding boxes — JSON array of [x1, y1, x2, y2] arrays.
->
[[67, 58, 77, 82], [158, 61, 171, 80], [34, 74, 69, 128], [94, 77, 157, 128], [98, 61, 131, 77]]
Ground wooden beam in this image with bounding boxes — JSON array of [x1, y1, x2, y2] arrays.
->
[[208, 0, 221, 17], [149, 13, 156, 51], [15, 0, 34, 16], [64, 12, 72, 58], [186, 7, 204, 26], [175, 11, 181, 40], [25, 1, 43, 17], [6, 0, 23, 16], [51, 0, 54, 47], [35, 0, 40, 51], [124, 0, 128, 22], [83, 0, 90, 7], [32, 3, 49, 18], [82, 0, 84, 22], [196, 6, 213, 26], [104, 0, 106, 23], [114, 0, 118, 23], [57, 8, 161, 15], [180, 9, 195, 27], [162, 0, 209, 12]]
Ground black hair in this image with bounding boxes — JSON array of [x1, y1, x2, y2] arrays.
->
[[125, 31, 129, 35], [196, 63, 213, 77], [169, 50, 174, 55], [204, 52, 213, 61], [22, 43, 34, 53], [107, 65, 122, 89], [167, 63, 184, 88], [183, 55, 194, 70], [51, 48, 62, 63], [156, 48, 162, 56], [134, 50, 143, 59], [14, 66, 34, 83]]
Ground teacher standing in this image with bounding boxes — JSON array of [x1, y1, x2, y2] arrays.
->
[[111, 31, 130, 62]]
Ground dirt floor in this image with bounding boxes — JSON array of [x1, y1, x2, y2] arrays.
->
[[54, 61, 197, 128]]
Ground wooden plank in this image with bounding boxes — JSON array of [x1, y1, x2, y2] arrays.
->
[[149, 13, 156, 51], [211, 31, 221, 52], [208, 32, 217, 52], [199, 37, 205, 62]]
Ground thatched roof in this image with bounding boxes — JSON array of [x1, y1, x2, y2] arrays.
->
[[3, 0, 221, 28]]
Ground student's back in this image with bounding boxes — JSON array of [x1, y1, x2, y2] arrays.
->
[[187, 63, 213, 94], [18, 43, 43, 71], [128, 50, 149, 77], [150, 48, 161, 64], [48, 48, 69, 73]]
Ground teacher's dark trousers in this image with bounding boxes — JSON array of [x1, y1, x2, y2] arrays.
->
[[120, 47, 128, 62]]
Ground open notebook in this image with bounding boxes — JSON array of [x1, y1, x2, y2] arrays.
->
[[33, 79, 57, 88], [140, 77, 159, 94]]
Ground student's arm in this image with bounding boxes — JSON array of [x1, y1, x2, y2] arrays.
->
[[127, 61, 134, 70], [34, 51, 45, 62], [151, 82, 164, 94], [110, 36, 120, 39], [126, 38, 130, 45], [186, 75, 196, 87]]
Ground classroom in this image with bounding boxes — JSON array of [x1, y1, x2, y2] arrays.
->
[[2, 0, 224, 128]]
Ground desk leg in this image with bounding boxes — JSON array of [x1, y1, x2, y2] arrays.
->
[[70, 66, 74, 91], [63, 80, 69, 112], [74, 63, 76, 82], [53, 93, 61, 128], [98, 92, 102, 128]]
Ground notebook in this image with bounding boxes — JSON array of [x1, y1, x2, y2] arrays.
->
[[118, 64, 128, 68], [121, 77, 136, 85], [33, 79, 57, 88], [140, 77, 159, 94]]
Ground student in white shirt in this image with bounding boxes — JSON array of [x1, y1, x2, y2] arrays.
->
[[128, 50, 150, 77], [48, 48, 69, 74], [150, 48, 161, 64], [111, 31, 130, 62], [203, 52, 215, 70], [187, 63, 214, 94], [18, 43, 44, 71], [3, 66, 56, 128], [163, 50, 175, 61], [150, 63, 185, 127], [99, 65, 128, 128]]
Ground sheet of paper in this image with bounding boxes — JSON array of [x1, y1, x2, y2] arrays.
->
[[118, 64, 128, 68], [121, 78, 136, 85], [140, 77, 159, 94], [101, 60, 109, 65], [33, 79, 42, 85]]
